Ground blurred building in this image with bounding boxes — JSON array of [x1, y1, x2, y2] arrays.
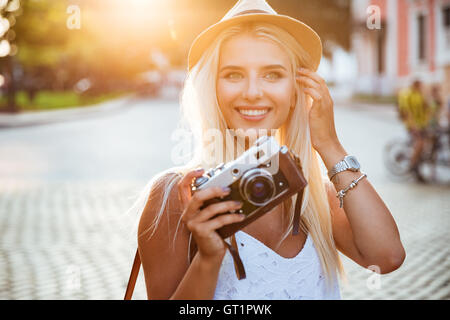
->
[[351, 0, 450, 100]]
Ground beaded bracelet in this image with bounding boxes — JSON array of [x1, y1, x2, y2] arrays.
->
[[336, 172, 367, 208]]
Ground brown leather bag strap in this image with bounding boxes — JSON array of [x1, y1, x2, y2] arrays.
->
[[124, 249, 141, 300]]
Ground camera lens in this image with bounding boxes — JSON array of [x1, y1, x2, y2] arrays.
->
[[240, 169, 276, 206], [248, 178, 271, 201]]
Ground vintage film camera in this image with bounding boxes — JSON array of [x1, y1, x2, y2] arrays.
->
[[191, 136, 308, 239]]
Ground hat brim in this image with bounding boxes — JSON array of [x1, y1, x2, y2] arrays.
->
[[187, 13, 322, 72]]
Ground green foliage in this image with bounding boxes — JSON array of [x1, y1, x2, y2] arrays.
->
[[0, 90, 127, 112], [15, 0, 82, 67]]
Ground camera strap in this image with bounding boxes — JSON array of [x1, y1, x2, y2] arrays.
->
[[292, 151, 304, 236], [188, 233, 246, 280], [292, 188, 303, 236]]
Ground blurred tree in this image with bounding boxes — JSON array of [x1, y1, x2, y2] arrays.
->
[[0, 0, 21, 113], [13, 0, 165, 95], [14, 0, 90, 93]]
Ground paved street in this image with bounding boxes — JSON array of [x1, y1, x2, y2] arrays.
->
[[0, 96, 449, 300]]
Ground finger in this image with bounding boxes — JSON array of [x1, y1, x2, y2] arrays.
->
[[297, 68, 326, 86], [201, 213, 246, 233], [192, 200, 243, 223], [183, 186, 232, 222], [296, 75, 321, 90], [303, 87, 322, 101], [177, 168, 204, 206]]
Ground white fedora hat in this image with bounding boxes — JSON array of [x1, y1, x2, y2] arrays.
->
[[187, 0, 323, 72]]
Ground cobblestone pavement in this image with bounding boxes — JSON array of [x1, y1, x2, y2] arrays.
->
[[0, 98, 449, 300], [0, 178, 448, 300]]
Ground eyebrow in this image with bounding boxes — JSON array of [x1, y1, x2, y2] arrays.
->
[[219, 64, 287, 72]]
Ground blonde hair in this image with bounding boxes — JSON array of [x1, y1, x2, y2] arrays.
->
[[128, 21, 344, 289]]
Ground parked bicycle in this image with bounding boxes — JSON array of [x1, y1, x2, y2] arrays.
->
[[384, 125, 450, 185]]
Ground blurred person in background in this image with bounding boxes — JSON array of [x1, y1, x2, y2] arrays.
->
[[428, 85, 443, 130], [397, 80, 430, 182], [425, 85, 446, 178]]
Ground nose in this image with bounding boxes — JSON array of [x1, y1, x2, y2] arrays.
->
[[243, 74, 263, 100]]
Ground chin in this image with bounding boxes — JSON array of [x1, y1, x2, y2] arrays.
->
[[232, 123, 271, 132]]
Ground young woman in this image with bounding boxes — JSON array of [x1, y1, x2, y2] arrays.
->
[[132, 0, 405, 300]]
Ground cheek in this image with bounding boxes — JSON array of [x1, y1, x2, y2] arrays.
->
[[217, 80, 238, 103], [274, 81, 296, 111], [270, 76, 295, 96], [273, 82, 297, 125]]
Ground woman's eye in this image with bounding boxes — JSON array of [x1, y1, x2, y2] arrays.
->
[[226, 72, 242, 80], [265, 72, 281, 80], [224, 72, 281, 80]]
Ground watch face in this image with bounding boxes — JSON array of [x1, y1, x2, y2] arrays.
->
[[346, 156, 360, 170]]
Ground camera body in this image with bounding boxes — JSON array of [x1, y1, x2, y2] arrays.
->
[[191, 136, 307, 238]]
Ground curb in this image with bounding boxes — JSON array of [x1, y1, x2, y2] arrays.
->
[[0, 95, 136, 129]]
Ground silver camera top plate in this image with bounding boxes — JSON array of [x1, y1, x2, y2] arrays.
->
[[195, 136, 282, 190]]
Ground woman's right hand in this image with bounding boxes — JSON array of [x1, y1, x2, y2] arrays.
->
[[177, 169, 245, 261]]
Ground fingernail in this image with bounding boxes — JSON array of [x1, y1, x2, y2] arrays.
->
[[234, 201, 242, 207], [222, 187, 231, 193], [239, 214, 246, 219], [195, 168, 204, 173]]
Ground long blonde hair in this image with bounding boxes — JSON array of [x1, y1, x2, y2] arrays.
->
[[128, 21, 344, 288]]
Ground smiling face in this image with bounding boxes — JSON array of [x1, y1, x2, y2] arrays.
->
[[216, 34, 297, 133]]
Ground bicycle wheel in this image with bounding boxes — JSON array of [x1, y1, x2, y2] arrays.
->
[[383, 140, 414, 178], [417, 136, 450, 185]]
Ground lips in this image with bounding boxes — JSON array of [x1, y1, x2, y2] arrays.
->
[[235, 107, 272, 121]]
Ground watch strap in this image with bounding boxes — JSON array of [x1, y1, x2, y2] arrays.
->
[[328, 159, 349, 180]]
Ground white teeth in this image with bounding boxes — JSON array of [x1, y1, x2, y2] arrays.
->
[[238, 109, 269, 116]]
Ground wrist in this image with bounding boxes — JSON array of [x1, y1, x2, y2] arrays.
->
[[197, 251, 226, 270], [316, 141, 348, 172], [313, 134, 340, 154]]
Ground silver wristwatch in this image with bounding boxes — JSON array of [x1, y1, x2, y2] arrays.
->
[[328, 155, 361, 180]]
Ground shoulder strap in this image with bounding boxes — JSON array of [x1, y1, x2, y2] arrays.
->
[[124, 249, 141, 300]]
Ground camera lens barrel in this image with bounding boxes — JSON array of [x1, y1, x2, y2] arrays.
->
[[239, 168, 276, 206]]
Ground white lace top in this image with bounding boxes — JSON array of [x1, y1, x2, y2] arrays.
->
[[213, 231, 341, 300]]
